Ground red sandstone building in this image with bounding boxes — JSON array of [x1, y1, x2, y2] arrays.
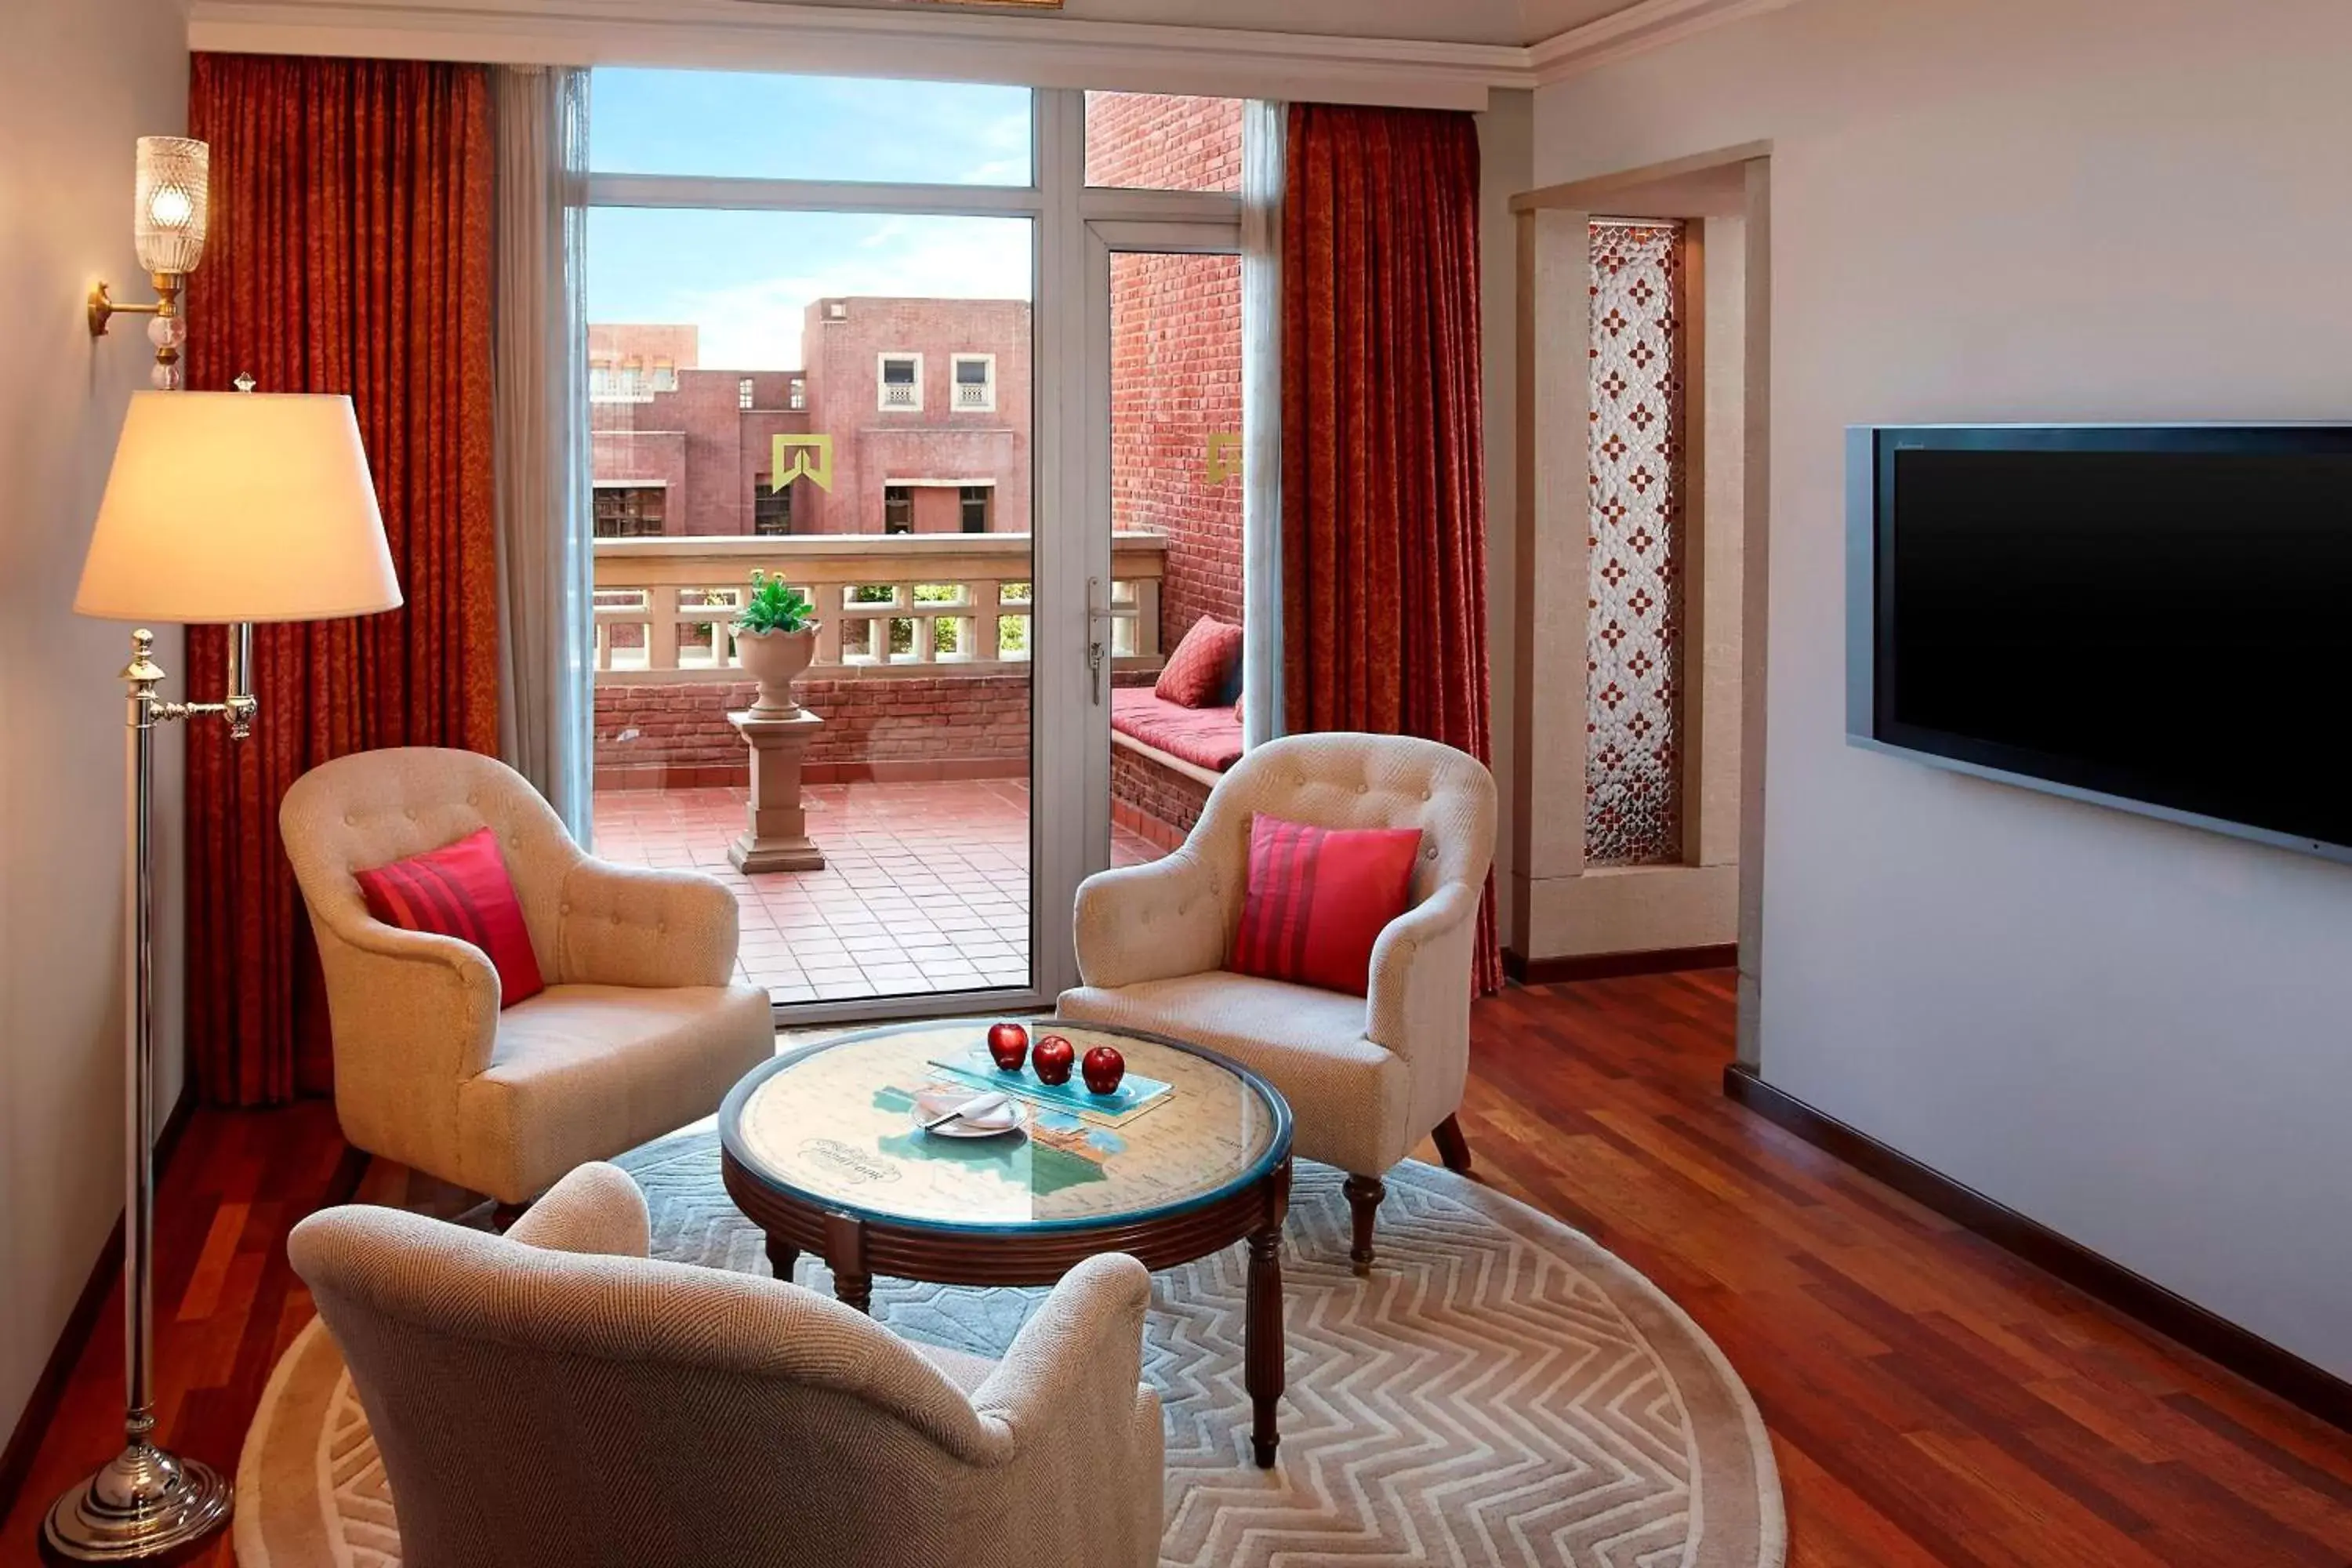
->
[[590, 296, 1033, 539]]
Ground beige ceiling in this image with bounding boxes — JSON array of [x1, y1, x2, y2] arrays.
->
[[738, 0, 1648, 49]]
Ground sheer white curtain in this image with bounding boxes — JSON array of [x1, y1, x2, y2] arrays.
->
[[492, 66, 593, 839], [1240, 99, 1287, 752]]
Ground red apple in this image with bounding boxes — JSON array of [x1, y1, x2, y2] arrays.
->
[[1082, 1045, 1127, 1096], [1032, 1033, 1076, 1087], [985, 1021, 1029, 1073]]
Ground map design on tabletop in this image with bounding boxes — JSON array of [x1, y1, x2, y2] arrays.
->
[[735, 1022, 1279, 1227]]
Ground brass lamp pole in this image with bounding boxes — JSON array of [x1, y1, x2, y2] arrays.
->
[[53, 389, 401, 1560]]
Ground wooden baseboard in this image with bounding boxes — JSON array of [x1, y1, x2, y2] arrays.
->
[[1724, 1062, 2352, 1436], [1507, 943, 1737, 986], [0, 1080, 201, 1522]]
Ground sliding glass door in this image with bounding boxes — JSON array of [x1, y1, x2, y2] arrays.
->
[[578, 75, 1249, 1023], [1083, 229, 1245, 880]]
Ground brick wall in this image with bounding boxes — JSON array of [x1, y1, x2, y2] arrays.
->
[[1110, 742, 1214, 851], [1099, 96, 1247, 648], [1112, 250, 1244, 643], [595, 676, 1031, 789], [1085, 93, 1243, 192]]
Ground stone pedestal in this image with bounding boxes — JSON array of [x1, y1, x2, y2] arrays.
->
[[728, 708, 826, 873]]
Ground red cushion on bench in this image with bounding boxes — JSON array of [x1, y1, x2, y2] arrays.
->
[[1111, 688, 1244, 773], [1154, 615, 1244, 708]]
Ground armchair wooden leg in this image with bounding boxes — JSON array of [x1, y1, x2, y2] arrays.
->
[[1432, 1113, 1474, 1175], [1343, 1174, 1385, 1277]]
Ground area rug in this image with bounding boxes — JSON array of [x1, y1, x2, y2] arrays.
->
[[238, 1135, 1784, 1568]]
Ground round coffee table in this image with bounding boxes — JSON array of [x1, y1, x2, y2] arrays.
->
[[717, 1018, 1296, 1467]]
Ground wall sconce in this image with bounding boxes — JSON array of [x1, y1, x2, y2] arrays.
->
[[88, 136, 210, 391]]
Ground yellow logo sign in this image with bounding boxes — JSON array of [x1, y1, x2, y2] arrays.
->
[[771, 434, 835, 492], [1205, 432, 1243, 486]]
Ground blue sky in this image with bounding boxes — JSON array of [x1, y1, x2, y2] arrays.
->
[[586, 70, 1036, 371]]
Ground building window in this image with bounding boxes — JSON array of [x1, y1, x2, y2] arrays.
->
[[884, 485, 913, 534], [590, 355, 651, 405], [878, 353, 922, 412], [960, 485, 992, 533], [738, 376, 756, 410], [789, 376, 808, 411], [754, 478, 792, 536], [1584, 219, 1686, 867], [652, 357, 678, 393], [952, 354, 996, 412], [593, 484, 667, 538]]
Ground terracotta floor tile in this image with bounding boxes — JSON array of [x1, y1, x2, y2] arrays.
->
[[593, 777, 1167, 1005]]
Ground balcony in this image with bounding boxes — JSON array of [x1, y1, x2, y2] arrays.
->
[[592, 532, 1183, 1004]]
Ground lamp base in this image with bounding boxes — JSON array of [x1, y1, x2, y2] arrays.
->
[[42, 1443, 230, 1562]]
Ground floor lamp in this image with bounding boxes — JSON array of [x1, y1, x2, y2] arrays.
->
[[49, 389, 401, 1559]]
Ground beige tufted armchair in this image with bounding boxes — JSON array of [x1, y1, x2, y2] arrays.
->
[[285, 1163, 1165, 1568], [1061, 732, 1496, 1274], [280, 748, 774, 1206]]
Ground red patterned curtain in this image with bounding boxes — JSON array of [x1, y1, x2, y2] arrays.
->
[[1281, 103, 1501, 994], [185, 55, 502, 1105]]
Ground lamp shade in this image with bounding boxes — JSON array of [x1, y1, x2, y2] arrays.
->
[[75, 392, 403, 625]]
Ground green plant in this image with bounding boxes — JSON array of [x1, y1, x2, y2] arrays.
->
[[734, 570, 815, 635]]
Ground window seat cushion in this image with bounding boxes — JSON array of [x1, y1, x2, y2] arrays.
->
[[1111, 687, 1243, 775]]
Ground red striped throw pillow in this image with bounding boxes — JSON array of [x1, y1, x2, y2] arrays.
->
[[1155, 615, 1245, 708], [1229, 815, 1422, 997], [353, 826, 545, 1007]]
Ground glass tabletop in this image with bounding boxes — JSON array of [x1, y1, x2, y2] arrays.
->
[[721, 1020, 1290, 1233]]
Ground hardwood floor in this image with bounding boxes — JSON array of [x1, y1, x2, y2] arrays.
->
[[8, 971, 2351, 1564]]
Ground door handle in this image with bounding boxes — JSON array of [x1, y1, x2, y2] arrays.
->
[[1086, 575, 1113, 706]]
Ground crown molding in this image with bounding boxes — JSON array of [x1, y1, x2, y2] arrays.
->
[[1528, 0, 1797, 84], [186, 0, 1537, 109], [187, 0, 1795, 105]]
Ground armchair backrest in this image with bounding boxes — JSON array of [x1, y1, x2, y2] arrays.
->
[[280, 747, 582, 978], [1191, 732, 1497, 927], [288, 1200, 1006, 1568]]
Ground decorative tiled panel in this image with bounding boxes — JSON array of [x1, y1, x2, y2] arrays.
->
[[1585, 221, 1686, 867]]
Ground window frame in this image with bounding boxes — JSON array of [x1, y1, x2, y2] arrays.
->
[[877, 351, 925, 412], [584, 77, 1252, 1023], [753, 476, 793, 535], [951, 352, 998, 413], [592, 481, 669, 539]]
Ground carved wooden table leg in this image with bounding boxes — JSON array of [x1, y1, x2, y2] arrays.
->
[[825, 1210, 873, 1315], [1343, 1174, 1385, 1277], [766, 1237, 800, 1283], [1245, 1160, 1293, 1468]]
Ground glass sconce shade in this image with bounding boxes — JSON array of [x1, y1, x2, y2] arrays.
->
[[134, 136, 209, 275]]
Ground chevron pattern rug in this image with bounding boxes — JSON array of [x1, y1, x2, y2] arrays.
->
[[238, 1133, 1783, 1568]]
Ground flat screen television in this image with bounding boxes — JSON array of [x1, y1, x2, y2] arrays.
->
[[1846, 424, 2352, 862]]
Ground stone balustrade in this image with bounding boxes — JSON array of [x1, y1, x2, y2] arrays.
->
[[592, 532, 1167, 684]]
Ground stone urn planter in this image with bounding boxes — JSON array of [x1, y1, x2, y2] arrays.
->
[[735, 623, 820, 719], [733, 572, 822, 720]]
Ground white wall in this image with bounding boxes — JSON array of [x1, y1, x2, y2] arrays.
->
[[1479, 91, 1535, 953], [1537, 0, 2352, 1377], [0, 0, 189, 1443]]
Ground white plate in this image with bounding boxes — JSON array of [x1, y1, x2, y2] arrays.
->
[[911, 1088, 1030, 1139]]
